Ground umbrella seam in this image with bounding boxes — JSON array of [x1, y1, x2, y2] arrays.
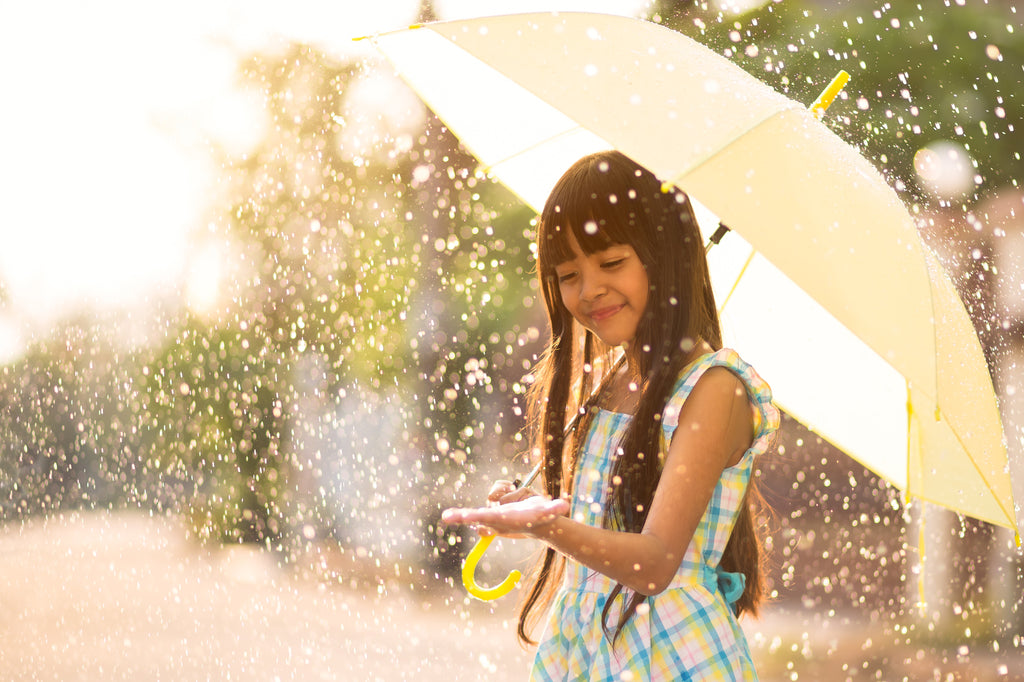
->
[[906, 382, 915, 501], [663, 107, 798, 187], [428, 18, 799, 188], [906, 489, 1012, 530], [479, 126, 609, 183], [941, 413, 1018, 530], [910, 376, 1015, 529], [717, 250, 756, 315]]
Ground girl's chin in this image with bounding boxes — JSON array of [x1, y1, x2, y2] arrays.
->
[[580, 319, 639, 349], [589, 332, 634, 349]]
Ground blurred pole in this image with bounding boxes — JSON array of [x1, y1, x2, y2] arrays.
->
[[987, 526, 1023, 639], [986, 343, 1023, 637], [907, 501, 954, 630], [910, 206, 979, 636], [988, 189, 1024, 635]]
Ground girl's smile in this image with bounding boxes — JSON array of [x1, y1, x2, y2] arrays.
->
[[589, 304, 624, 321], [554, 235, 649, 349]]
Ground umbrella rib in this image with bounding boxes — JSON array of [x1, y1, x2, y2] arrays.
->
[[784, 389, 1013, 528], [943, 410, 1018, 529], [716, 250, 756, 316], [906, 489, 1013, 531], [910, 369, 1017, 529], [477, 125, 606, 179], [923, 246, 943, 425], [906, 381, 915, 500], [664, 107, 794, 187]]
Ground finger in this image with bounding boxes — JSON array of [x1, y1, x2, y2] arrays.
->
[[441, 507, 476, 525], [522, 497, 568, 523], [534, 498, 566, 517], [445, 506, 497, 527], [499, 486, 537, 505], [486, 480, 515, 502], [477, 526, 529, 539]]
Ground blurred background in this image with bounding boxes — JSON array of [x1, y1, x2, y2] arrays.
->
[[1, 0, 1023, 679]]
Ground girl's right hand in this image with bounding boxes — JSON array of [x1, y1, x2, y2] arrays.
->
[[487, 479, 539, 506], [482, 480, 540, 538]]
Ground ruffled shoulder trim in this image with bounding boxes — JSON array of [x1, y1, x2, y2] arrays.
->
[[661, 348, 780, 457]]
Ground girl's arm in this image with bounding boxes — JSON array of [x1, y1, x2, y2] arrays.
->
[[443, 367, 755, 596]]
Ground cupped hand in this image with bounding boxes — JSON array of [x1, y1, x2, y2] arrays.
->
[[442, 495, 569, 538]]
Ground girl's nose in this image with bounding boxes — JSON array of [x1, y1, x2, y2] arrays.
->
[[579, 272, 607, 301]]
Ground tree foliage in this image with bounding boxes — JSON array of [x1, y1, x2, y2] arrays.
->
[[655, 0, 1023, 204]]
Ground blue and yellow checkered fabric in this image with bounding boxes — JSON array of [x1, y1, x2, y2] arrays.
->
[[530, 349, 779, 681]]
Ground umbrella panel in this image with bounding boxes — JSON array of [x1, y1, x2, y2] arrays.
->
[[379, 25, 610, 210], [706, 228, 910, 490]]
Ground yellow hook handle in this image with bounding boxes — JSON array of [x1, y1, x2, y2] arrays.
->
[[461, 534, 522, 601], [459, 461, 543, 601]]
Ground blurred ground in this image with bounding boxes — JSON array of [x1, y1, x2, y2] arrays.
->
[[1, 511, 1022, 681]]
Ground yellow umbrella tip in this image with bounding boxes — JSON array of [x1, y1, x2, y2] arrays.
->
[[810, 70, 851, 119], [353, 23, 423, 41]]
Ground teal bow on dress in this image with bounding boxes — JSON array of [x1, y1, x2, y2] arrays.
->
[[715, 566, 746, 606]]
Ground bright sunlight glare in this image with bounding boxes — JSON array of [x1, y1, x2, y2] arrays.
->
[[0, 1, 423, 343]]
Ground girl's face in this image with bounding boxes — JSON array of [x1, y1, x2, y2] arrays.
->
[[554, 232, 649, 349]]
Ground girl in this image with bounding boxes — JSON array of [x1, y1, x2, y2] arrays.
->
[[442, 151, 779, 681]]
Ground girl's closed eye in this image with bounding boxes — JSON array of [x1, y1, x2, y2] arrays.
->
[[602, 258, 625, 269]]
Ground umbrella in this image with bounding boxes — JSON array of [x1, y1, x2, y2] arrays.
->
[[361, 11, 1019, 581]]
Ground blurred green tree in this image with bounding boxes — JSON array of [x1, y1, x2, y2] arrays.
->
[[134, 42, 540, 574], [138, 45, 420, 548], [0, 318, 141, 517]]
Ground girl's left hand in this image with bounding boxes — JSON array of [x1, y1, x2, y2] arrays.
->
[[442, 496, 569, 537]]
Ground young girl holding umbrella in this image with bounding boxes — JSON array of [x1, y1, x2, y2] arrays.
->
[[443, 150, 778, 681]]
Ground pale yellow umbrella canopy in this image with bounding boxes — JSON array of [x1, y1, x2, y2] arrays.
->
[[367, 12, 1018, 531]]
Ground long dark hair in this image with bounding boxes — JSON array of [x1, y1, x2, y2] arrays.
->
[[517, 151, 767, 646]]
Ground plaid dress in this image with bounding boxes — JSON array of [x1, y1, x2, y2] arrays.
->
[[530, 349, 779, 682]]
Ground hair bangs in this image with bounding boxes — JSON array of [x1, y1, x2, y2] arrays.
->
[[538, 156, 650, 278]]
